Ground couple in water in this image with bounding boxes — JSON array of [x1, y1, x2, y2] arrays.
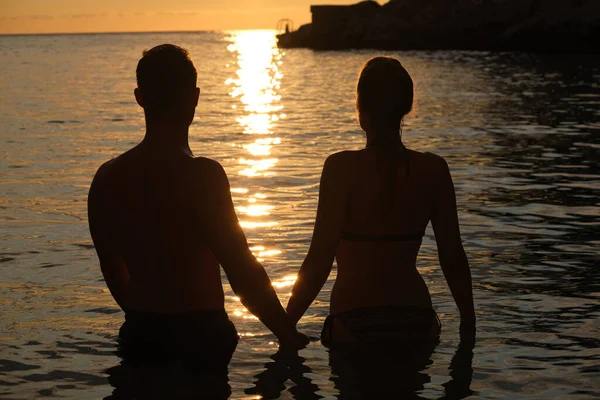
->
[[88, 44, 475, 371]]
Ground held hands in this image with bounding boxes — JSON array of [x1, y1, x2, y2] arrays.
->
[[279, 329, 310, 351]]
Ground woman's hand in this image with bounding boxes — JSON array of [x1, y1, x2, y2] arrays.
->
[[279, 330, 310, 351]]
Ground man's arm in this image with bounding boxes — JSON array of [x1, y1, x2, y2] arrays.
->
[[286, 153, 346, 324], [88, 163, 130, 311], [430, 156, 475, 331], [199, 159, 307, 348]]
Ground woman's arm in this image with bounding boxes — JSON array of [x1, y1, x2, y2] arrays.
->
[[431, 156, 475, 330], [286, 153, 347, 324]]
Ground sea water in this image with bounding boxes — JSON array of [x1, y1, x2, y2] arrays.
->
[[1, 30, 599, 399]]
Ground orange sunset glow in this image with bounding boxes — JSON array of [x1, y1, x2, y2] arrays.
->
[[0, 0, 355, 34]]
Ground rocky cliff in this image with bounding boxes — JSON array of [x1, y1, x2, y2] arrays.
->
[[277, 0, 600, 52]]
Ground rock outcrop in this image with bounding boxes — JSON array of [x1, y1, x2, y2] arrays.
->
[[277, 0, 600, 52]]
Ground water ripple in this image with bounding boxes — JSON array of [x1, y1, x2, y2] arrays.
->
[[0, 31, 598, 399]]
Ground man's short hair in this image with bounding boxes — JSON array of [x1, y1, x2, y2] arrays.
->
[[136, 44, 197, 118]]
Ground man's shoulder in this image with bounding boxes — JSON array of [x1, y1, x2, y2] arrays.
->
[[92, 146, 139, 179], [191, 156, 221, 169], [91, 157, 118, 185], [90, 146, 141, 196], [188, 157, 232, 193], [190, 156, 227, 178]]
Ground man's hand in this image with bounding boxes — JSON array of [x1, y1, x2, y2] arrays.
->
[[279, 330, 310, 351]]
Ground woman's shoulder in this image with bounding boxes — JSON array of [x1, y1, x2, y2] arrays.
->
[[409, 149, 448, 169], [324, 149, 364, 165], [320, 150, 367, 184], [407, 150, 452, 187]]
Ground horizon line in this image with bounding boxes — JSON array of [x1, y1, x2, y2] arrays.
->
[[0, 28, 279, 37]]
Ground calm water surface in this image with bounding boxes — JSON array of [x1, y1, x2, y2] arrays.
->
[[1, 31, 599, 399]]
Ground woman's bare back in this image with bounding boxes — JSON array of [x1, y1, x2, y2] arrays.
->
[[331, 148, 446, 313], [287, 56, 474, 340]]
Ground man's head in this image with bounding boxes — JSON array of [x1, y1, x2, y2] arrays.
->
[[134, 44, 199, 126]]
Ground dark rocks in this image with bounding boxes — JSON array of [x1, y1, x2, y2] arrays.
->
[[277, 0, 600, 53]]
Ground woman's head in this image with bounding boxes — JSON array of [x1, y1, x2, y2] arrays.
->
[[356, 57, 413, 136]]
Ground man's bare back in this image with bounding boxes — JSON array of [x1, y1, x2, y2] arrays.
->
[[88, 44, 307, 351], [89, 144, 228, 313]]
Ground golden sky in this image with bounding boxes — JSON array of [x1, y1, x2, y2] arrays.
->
[[0, 0, 360, 34]]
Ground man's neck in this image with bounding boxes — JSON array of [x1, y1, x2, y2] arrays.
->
[[142, 123, 192, 156]]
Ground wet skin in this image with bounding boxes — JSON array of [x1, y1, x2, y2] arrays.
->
[[88, 85, 307, 348], [287, 145, 476, 336]]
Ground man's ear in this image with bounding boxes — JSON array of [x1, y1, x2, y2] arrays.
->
[[193, 87, 200, 107], [134, 88, 144, 108], [359, 111, 369, 132]]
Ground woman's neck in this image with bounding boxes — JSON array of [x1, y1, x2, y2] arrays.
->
[[366, 130, 403, 149]]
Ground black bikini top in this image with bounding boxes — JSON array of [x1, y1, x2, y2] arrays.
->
[[340, 230, 424, 242]]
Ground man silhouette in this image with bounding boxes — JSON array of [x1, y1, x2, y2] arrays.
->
[[88, 44, 308, 369]]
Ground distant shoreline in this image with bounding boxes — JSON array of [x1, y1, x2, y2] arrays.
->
[[277, 1, 600, 54], [0, 29, 277, 37]]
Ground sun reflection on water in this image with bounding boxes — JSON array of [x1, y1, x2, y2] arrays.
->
[[238, 157, 279, 177], [226, 31, 293, 327], [226, 30, 285, 138], [226, 30, 284, 224], [271, 274, 298, 289], [244, 137, 282, 157]]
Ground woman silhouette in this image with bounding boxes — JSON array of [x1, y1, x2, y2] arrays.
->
[[287, 56, 475, 345]]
